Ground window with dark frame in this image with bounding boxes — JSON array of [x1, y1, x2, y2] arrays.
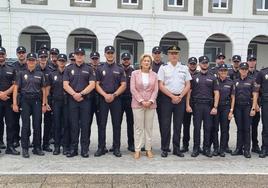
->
[[168, 0, 184, 7], [256, 0, 268, 10], [122, 0, 138, 5], [212, 0, 228, 9], [74, 0, 92, 3]]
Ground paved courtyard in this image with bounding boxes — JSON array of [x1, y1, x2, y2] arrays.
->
[[0, 114, 267, 175]]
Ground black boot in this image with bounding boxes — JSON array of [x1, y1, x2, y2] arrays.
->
[[127, 145, 135, 152], [173, 149, 184, 157], [53, 147, 60, 155], [5, 146, 20, 155], [0, 140, 6, 149], [32, 148, 45, 156], [94, 148, 106, 157], [251, 145, 261, 154], [231, 148, 243, 156], [66, 150, 78, 158], [212, 148, 219, 156], [22, 149, 29, 158], [259, 149, 267, 158], [180, 146, 189, 153], [191, 149, 199, 157], [113, 148, 122, 157], [203, 149, 212, 158], [244, 150, 251, 158], [43, 145, 53, 152]]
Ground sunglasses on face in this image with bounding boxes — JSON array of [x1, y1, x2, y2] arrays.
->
[[91, 58, 99, 60], [107, 52, 114, 55]]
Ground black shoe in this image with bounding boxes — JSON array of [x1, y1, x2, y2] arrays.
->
[[251, 145, 261, 154], [22, 149, 29, 158], [113, 149, 122, 157], [198, 147, 203, 153], [219, 150, 225, 157], [32, 148, 45, 156], [13, 141, 20, 148], [53, 147, 60, 155], [225, 147, 232, 153], [212, 149, 219, 156], [244, 150, 251, 158], [127, 145, 135, 152], [191, 150, 199, 157], [203, 150, 212, 158], [231, 149, 243, 156], [161, 151, 168, 158], [43, 145, 53, 152], [63, 147, 69, 155], [180, 146, 189, 153], [81, 152, 89, 158], [173, 150, 184, 157], [0, 141, 6, 149], [66, 150, 78, 158], [94, 148, 106, 157], [259, 149, 267, 158], [5, 147, 20, 155]]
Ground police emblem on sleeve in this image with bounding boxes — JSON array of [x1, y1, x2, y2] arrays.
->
[[196, 78, 199, 83], [24, 74, 28, 80], [236, 82, 239, 86], [54, 76, 57, 81], [265, 74, 268, 80], [71, 70, 74, 75], [102, 70, 106, 76]]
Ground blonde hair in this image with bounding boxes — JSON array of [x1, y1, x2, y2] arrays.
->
[[139, 54, 153, 70]]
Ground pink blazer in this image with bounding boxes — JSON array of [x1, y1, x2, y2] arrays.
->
[[130, 70, 158, 109]]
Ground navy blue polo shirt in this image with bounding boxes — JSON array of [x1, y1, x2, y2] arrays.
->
[[48, 69, 65, 99], [191, 71, 219, 101], [152, 61, 163, 73], [96, 62, 126, 93], [122, 66, 134, 97], [16, 68, 46, 96], [233, 76, 259, 103], [256, 67, 268, 100], [218, 77, 234, 105], [0, 63, 15, 92], [63, 62, 95, 93]]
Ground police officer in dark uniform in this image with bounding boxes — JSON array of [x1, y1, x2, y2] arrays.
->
[[256, 65, 268, 158], [152, 46, 163, 73], [187, 56, 220, 157], [120, 52, 134, 152], [231, 62, 258, 158], [211, 64, 235, 157], [0, 47, 19, 155], [47, 54, 69, 155], [48, 48, 59, 70], [95, 45, 126, 157], [229, 55, 241, 80], [181, 57, 198, 153], [63, 48, 95, 158], [68, 52, 75, 65], [247, 54, 261, 153], [88, 51, 108, 153], [36, 49, 55, 152], [13, 52, 47, 158], [12, 46, 27, 148], [210, 52, 225, 77]]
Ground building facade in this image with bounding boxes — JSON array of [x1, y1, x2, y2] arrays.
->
[[0, 0, 268, 68]]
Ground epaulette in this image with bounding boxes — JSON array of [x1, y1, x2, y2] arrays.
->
[[6, 62, 15, 67], [65, 63, 72, 67], [48, 64, 56, 71]]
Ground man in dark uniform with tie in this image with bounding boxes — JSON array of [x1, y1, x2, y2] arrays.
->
[[63, 48, 95, 158], [13, 52, 47, 158], [94, 45, 126, 157], [187, 56, 220, 158]]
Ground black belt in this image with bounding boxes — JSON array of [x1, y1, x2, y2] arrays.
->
[[193, 98, 212, 104], [219, 101, 230, 106], [236, 101, 251, 105]]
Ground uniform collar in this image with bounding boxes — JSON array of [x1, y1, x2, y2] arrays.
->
[[106, 61, 115, 67], [168, 61, 180, 67]]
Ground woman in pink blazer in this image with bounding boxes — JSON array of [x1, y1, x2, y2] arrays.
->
[[130, 54, 158, 159]]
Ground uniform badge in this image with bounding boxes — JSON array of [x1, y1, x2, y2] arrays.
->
[[214, 74, 217, 78], [54, 76, 57, 81], [236, 82, 239, 86], [265, 74, 268, 80], [24, 74, 28, 80], [102, 70, 106, 76], [196, 78, 199, 83], [71, 70, 74, 75]]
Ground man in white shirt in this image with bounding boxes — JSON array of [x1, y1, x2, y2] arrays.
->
[[158, 46, 192, 158]]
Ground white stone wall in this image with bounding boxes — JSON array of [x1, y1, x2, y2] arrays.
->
[[0, 0, 267, 67]]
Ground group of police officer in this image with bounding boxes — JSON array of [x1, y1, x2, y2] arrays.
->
[[0, 43, 267, 159]]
